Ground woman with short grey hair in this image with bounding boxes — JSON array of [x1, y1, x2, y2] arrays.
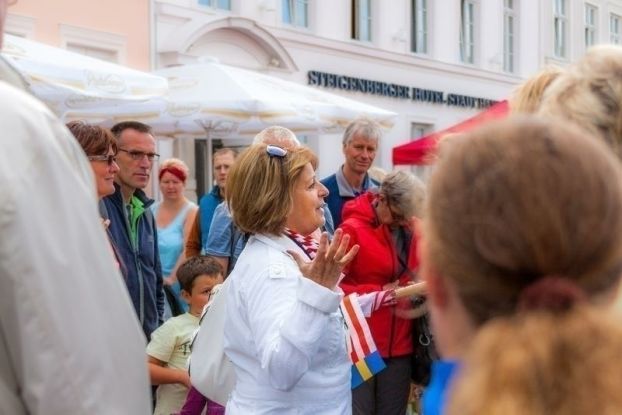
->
[[339, 170, 425, 415]]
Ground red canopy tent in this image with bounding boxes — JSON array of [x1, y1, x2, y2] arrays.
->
[[392, 100, 509, 165]]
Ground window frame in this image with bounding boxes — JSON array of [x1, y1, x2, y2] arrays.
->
[[59, 24, 126, 65], [197, 0, 231, 11], [282, 0, 309, 28], [351, 0, 372, 42], [553, 0, 568, 58], [611, 13, 621, 45], [460, 0, 477, 64], [411, 0, 428, 54], [584, 3, 598, 48], [503, 0, 517, 73]]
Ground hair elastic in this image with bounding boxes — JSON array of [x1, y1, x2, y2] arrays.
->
[[517, 276, 587, 313]]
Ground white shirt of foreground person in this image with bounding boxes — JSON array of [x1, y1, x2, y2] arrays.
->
[[224, 233, 351, 414], [0, 82, 151, 415]]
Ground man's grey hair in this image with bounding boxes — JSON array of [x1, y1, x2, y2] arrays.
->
[[380, 170, 426, 218], [253, 126, 301, 149], [342, 117, 382, 146]]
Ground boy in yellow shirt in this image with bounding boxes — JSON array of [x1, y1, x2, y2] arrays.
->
[[147, 256, 224, 415]]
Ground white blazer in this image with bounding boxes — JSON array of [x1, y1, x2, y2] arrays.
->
[[224, 233, 351, 414]]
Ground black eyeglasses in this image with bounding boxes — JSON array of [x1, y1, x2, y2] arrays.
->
[[266, 145, 287, 158], [118, 148, 160, 161], [88, 154, 117, 166]]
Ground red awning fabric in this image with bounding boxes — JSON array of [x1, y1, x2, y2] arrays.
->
[[392, 100, 509, 165]]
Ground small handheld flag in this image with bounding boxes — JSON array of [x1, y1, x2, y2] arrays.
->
[[340, 293, 387, 389]]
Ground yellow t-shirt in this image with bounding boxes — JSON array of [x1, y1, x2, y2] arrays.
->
[[147, 313, 200, 415]]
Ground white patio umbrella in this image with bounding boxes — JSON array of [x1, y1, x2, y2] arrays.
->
[[68, 61, 397, 138], [1, 34, 168, 119]]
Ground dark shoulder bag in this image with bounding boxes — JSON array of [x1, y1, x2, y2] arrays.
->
[[394, 229, 439, 386], [410, 296, 439, 386]]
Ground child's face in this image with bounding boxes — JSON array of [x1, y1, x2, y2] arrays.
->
[[184, 274, 224, 312]]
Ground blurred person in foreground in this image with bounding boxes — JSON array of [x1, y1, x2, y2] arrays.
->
[[152, 158, 198, 318], [538, 44, 622, 315], [339, 170, 425, 415], [0, 0, 151, 413], [539, 44, 622, 158], [420, 117, 622, 415], [223, 143, 359, 414]]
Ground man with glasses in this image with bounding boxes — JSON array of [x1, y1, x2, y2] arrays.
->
[[103, 121, 165, 340]]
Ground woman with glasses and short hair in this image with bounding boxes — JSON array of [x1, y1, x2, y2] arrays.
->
[[66, 120, 120, 199], [66, 120, 125, 273], [339, 170, 426, 415], [222, 143, 358, 414]]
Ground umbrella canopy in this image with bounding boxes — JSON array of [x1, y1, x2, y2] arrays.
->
[[1, 34, 168, 118], [73, 62, 397, 138], [392, 100, 509, 165]]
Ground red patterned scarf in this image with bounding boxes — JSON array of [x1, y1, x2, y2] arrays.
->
[[283, 228, 318, 260]]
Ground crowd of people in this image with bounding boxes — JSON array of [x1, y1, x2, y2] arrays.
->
[[2, 0, 622, 411]]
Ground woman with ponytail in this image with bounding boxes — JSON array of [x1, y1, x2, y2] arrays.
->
[[420, 116, 622, 415]]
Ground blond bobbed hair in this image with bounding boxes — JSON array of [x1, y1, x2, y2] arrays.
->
[[509, 66, 564, 114], [425, 116, 622, 326], [539, 45, 622, 159], [226, 144, 318, 235]]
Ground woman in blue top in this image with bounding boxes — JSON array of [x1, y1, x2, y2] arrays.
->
[[152, 158, 198, 319], [419, 117, 622, 415]]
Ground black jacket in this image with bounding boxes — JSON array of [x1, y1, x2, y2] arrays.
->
[[102, 184, 164, 339]]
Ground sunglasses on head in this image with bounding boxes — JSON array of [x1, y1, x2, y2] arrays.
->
[[88, 154, 117, 166], [266, 145, 287, 158]]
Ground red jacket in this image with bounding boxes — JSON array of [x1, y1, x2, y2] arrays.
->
[[339, 192, 418, 358]]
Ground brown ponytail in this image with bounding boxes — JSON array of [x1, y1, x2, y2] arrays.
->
[[426, 116, 622, 326]]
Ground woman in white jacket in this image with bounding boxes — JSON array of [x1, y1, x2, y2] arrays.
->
[[223, 143, 358, 414]]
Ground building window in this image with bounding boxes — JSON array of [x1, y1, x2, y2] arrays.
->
[[282, 0, 308, 27], [585, 4, 597, 47], [66, 43, 119, 63], [411, 123, 432, 139], [59, 25, 126, 64], [611, 14, 621, 44], [411, 0, 427, 53], [460, 0, 476, 64], [352, 0, 372, 41], [503, 0, 517, 72], [553, 0, 568, 58], [198, 0, 230, 10]]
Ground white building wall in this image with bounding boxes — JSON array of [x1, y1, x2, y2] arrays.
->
[[154, 0, 622, 192]]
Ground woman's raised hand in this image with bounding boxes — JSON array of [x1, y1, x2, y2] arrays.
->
[[288, 229, 359, 289]]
